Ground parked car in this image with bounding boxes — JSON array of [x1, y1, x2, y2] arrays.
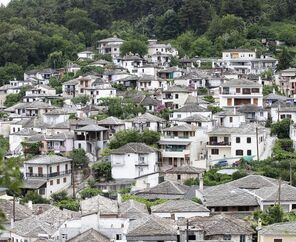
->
[[215, 160, 228, 168]]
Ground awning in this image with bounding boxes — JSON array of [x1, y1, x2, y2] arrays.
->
[[22, 179, 46, 189], [242, 156, 254, 162]]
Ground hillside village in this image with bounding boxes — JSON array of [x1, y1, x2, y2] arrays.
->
[[1, 34, 296, 242]]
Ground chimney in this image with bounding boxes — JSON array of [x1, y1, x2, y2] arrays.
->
[[117, 193, 122, 204], [28, 200, 33, 210], [199, 176, 204, 191], [36, 206, 43, 215]]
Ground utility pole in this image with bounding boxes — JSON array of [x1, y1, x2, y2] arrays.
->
[[290, 160, 293, 185], [72, 160, 76, 199], [256, 127, 259, 161], [278, 177, 281, 205]]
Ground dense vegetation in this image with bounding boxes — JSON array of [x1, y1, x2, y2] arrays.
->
[[0, 0, 296, 78]]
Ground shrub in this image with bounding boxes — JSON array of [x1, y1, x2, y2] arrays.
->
[[57, 199, 80, 211], [51, 191, 68, 202], [21, 191, 50, 204], [80, 187, 102, 199]]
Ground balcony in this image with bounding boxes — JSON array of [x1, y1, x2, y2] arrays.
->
[[207, 141, 231, 146], [26, 170, 72, 178], [135, 161, 149, 166]]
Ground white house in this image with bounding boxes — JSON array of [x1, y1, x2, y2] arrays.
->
[[219, 79, 263, 107], [213, 109, 246, 128], [125, 113, 166, 132], [206, 123, 267, 164], [151, 199, 210, 220], [159, 124, 208, 170], [77, 50, 95, 60], [162, 85, 195, 109], [170, 104, 212, 122], [218, 49, 277, 75], [136, 75, 164, 91], [111, 142, 159, 180], [97, 36, 124, 59], [23, 155, 72, 198]]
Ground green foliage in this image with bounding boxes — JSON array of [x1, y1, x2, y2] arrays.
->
[[49, 77, 63, 94], [172, 31, 196, 57], [155, 9, 180, 40], [208, 105, 224, 114], [277, 47, 293, 71], [252, 205, 284, 226], [87, 177, 96, 188], [232, 170, 248, 180], [21, 191, 49, 204], [272, 139, 296, 160], [271, 119, 292, 139], [109, 129, 160, 149], [203, 169, 233, 186], [120, 39, 148, 57], [77, 65, 104, 75], [0, 63, 23, 81], [4, 85, 30, 107], [51, 191, 68, 203], [70, 149, 89, 169], [263, 85, 282, 96], [122, 194, 167, 209], [51, 98, 64, 107], [92, 162, 112, 182], [184, 178, 198, 186], [191, 197, 202, 204], [80, 187, 102, 199], [72, 95, 90, 105], [191, 37, 213, 57], [99, 97, 145, 119], [57, 199, 80, 211], [21, 141, 42, 156], [197, 87, 208, 95], [203, 95, 215, 103]]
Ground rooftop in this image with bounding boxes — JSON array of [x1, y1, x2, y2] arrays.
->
[[111, 143, 158, 155], [24, 155, 71, 165]]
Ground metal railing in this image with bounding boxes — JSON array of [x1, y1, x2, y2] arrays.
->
[[26, 170, 71, 178]]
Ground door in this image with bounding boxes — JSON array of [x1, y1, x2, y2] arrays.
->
[[227, 98, 232, 106], [38, 167, 43, 177], [253, 98, 258, 105], [57, 165, 60, 175]]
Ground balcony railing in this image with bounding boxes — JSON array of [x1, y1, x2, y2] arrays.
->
[[207, 141, 231, 146], [26, 170, 72, 178]]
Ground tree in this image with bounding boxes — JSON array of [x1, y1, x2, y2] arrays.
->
[[252, 205, 285, 226], [172, 31, 196, 57], [79, 187, 102, 199], [277, 48, 293, 71], [48, 51, 64, 69], [120, 40, 148, 57], [51, 191, 68, 202], [191, 37, 213, 57], [155, 9, 180, 40], [92, 162, 112, 181], [0, 63, 23, 82], [271, 119, 292, 139], [57, 199, 80, 211], [21, 191, 49, 204], [4, 85, 30, 107], [72, 96, 90, 105], [108, 129, 160, 149], [70, 149, 89, 169]]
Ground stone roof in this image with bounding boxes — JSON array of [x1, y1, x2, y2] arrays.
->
[[151, 199, 209, 213], [44, 109, 68, 115], [22, 179, 47, 189], [111, 143, 158, 155], [136, 181, 190, 200], [221, 79, 261, 87], [237, 104, 264, 113], [10, 207, 80, 237], [11, 128, 39, 136], [163, 124, 197, 132], [279, 106, 296, 112], [264, 93, 289, 101], [67, 228, 110, 242], [223, 48, 254, 53], [139, 96, 160, 106], [119, 199, 149, 219], [45, 132, 74, 140], [0, 200, 32, 222], [75, 124, 108, 132], [24, 155, 71, 165], [175, 104, 208, 113], [97, 116, 124, 126], [127, 215, 177, 239], [165, 166, 205, 174], [259, 222, 296, 236], [80, 194, 118, 216], [180, 114, 211, 122], [163, 85, 192, 93], [178, 214, 254, 235], [128, 112, 165, 123], [203, 184, 259, 207], [208, 123, 264, 135], [98, 36, 124, 43], [253, 183, 296, 202]]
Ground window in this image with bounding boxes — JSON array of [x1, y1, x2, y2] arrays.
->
[[252, 88, 259, 93], [240, 235, 246, 242], [274, 240, 282, 242], [177, 174, 181, 180], [175, 94, 179, 99], [236, 88, 240, 93], [229, 117, 233, 123], [247, 137, 251, 143], [57, 179, 60, 184], [78, 143, 81, 149], [223, 235, 231, 240], [247, 150, 252, 155], [116, 234, 122, 240], [236, 137, 240, 143], [177, 114, 181, 118], [236, 150, 243, 156], [50, 180, 53, 186], [211, 149, 219, 155], [63, 177, 67, 183]]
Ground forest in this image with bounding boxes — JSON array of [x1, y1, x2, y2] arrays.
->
[[0, 0, 296, 79]]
